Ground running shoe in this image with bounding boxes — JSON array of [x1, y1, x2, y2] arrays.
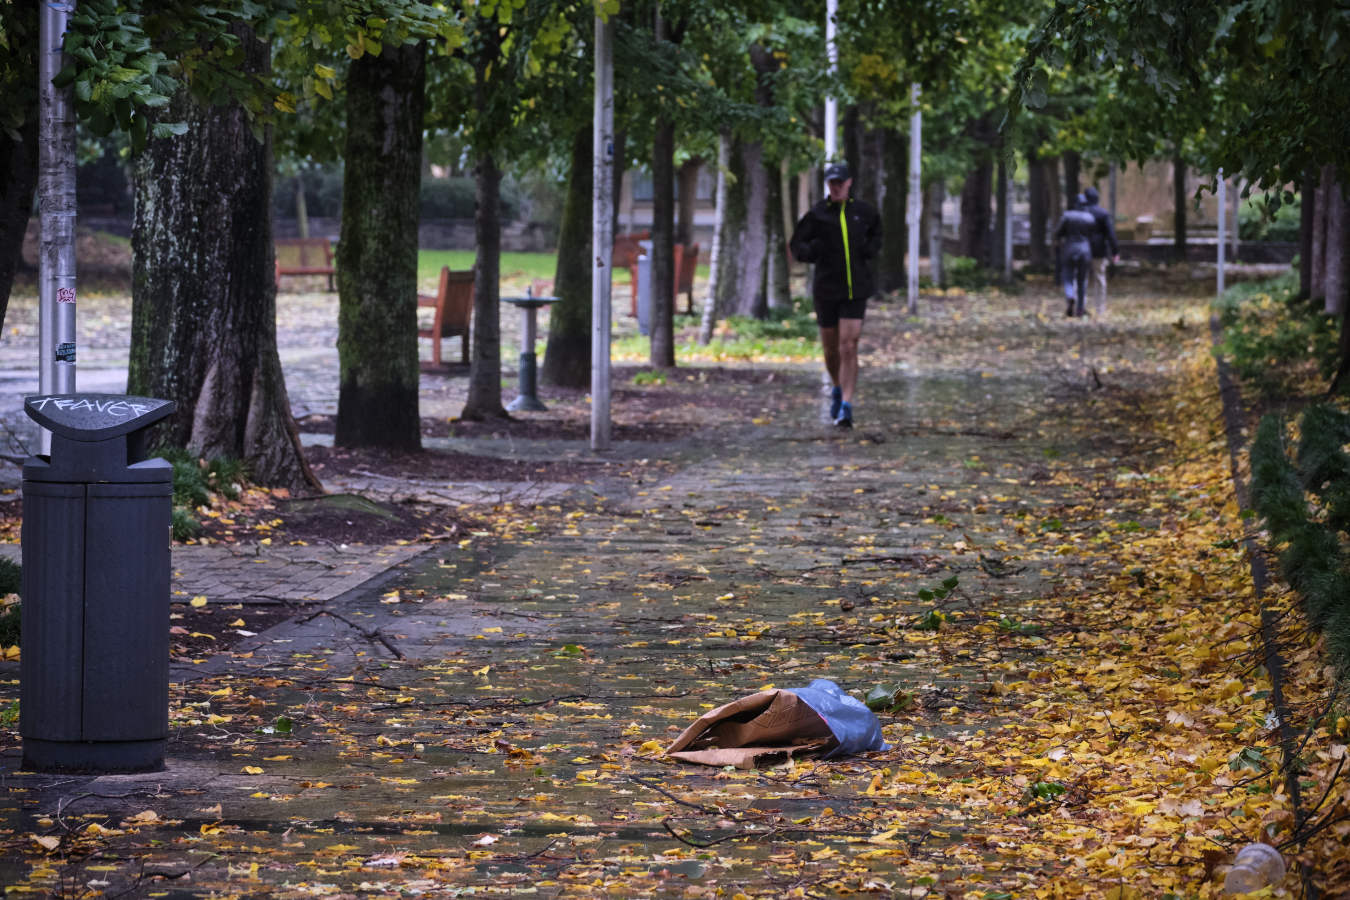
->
[[834, 401, 853, 428], [829, 385, 842, 420]]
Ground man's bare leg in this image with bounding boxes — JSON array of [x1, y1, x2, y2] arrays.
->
[[837, 317, 863, 403], [819, 326, 841, 387]]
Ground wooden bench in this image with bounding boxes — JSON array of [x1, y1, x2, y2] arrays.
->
[[619, 236, 700, 317], [675, 242, 700, 314], [275, 237, 336, 291], [418, 267, 474, 367]]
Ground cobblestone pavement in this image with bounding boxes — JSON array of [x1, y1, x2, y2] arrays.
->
[[0, 276, 1244, 896]]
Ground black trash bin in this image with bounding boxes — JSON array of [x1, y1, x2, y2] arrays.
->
[[20, 394, 176, 772]]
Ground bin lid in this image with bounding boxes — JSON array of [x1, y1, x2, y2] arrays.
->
[[25, 394, 175, 441]]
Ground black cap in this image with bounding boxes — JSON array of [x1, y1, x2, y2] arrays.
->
[[1083, 186, 1099, 204], [824, 161, 851, 182]]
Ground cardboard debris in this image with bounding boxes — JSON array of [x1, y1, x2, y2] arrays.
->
[[666, 682, 885, 766]]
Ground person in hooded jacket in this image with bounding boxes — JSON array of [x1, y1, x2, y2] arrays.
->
[[1081, 186, 1120, 316], [1055, 194, 1096, 317], [789, 161, 882, 428]]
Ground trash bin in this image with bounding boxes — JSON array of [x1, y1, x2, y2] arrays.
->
[[637, 239, 652, 337], [20, 393, 176, 772]]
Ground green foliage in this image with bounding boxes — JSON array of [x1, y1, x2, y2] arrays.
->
[[156, 447, 250, 542], [1251, 407, 1350, 679], [0, 557, 19, 648], [631, 371, 667, 386], [1214, 271, 1337, 401], [863, 684, 914, 714], [943, 256, 994, 290], [1240, 195, 1301, 243], [723, 295, 817, 341]]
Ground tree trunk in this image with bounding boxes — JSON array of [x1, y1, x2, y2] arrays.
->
[[995, 150, 1009, 276], [335, 41, 426, 449], [0, 0, 37, 325], [1312, 164, 1332, 303], [843, 105, 861, 180], [1300, 165, 1316, 300], [1173, 152, 1187, 262], [699, 131, 730, 345], [857, 125, 884, 210], [676, 157, 701, 247], [928, 180, 945, 286], [714, 136, 748, 319], [879, 127, 906, 292], [463, 151, 507, 419], [1325, 173, 1347, 316], [958, 156, 992, 264], [130, 25, 318, 492], [764, 158, 789, 310], [541, 126, 592, 388], [1027, 150, 1050, 269], [738, 142, 771, 318], [294, 173, 309, 239], [1046, 155, 1062, 223], [1063, 150, 1080, 201], [650, 116, 676, 367]]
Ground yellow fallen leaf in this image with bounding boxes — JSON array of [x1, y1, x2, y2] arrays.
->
[[33, 834, 60, 851], [189, 596, 208, 607], [241, 766, 264, 775]]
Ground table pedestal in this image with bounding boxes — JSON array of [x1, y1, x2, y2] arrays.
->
[[504, 297, 557, 412]]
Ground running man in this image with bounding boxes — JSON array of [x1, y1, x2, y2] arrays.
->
[[788, 161, 882, 428]]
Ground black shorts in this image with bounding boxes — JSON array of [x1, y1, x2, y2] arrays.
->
[[813, 295, 868, 329]]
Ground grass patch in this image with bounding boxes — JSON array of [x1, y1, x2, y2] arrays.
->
[[417, 251, 559, 288], [614, 298, 820, 363]]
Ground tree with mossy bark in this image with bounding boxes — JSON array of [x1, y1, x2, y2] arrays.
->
[[335, 40, 427, 450], [129, 24, 320, 493]]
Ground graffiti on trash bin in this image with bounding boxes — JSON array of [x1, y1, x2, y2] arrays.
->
[[28, 396, 154, 418]]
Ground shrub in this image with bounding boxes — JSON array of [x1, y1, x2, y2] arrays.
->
[[1251, 407, 1350, 679], [1239, 195, 1301, 243], [155, 447, 250, 541], [1213, 270, 1337, 401], [944, 255, 993, 290], [0, 558, 19, 648]]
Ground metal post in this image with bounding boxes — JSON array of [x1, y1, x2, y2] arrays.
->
[[1004, 158, 1014, 281], [824, 0, 838, 162], [591, 13, 614, 452], [38, 0, 78, 453], [1217, 169, 1226, 296], [1109, 162, 1118, 222], [907, 83, 921, 315]]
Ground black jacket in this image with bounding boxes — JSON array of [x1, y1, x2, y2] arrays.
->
[[789, 197, 883, 302], [1085, 204, 1119, 258], [1055, 209, 1096, 262]]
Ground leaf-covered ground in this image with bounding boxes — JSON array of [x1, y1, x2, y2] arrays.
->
[[0, 271, 1346, 898]]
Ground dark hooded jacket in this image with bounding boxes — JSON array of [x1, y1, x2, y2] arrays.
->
[[789, 197, 883, 302], [1055, 206, 1095, 263], [1082, 186, 1119, 259]]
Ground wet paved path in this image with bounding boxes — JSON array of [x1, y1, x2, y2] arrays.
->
[[0, 279, 1237, 896]]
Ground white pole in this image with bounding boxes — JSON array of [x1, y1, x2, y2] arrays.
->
[[907, 83, 921, 314], [824, 0, 838, 162], [591, 12, 614, 452], [1217, 168, 1226, 296], [38, 0, 77, 429]]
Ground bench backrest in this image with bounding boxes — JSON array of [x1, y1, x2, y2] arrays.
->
[[675, 242, 700, 293], [612, 231, 650, 269], [433, 268, 475, 333], [276, 237, 333, 268]]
